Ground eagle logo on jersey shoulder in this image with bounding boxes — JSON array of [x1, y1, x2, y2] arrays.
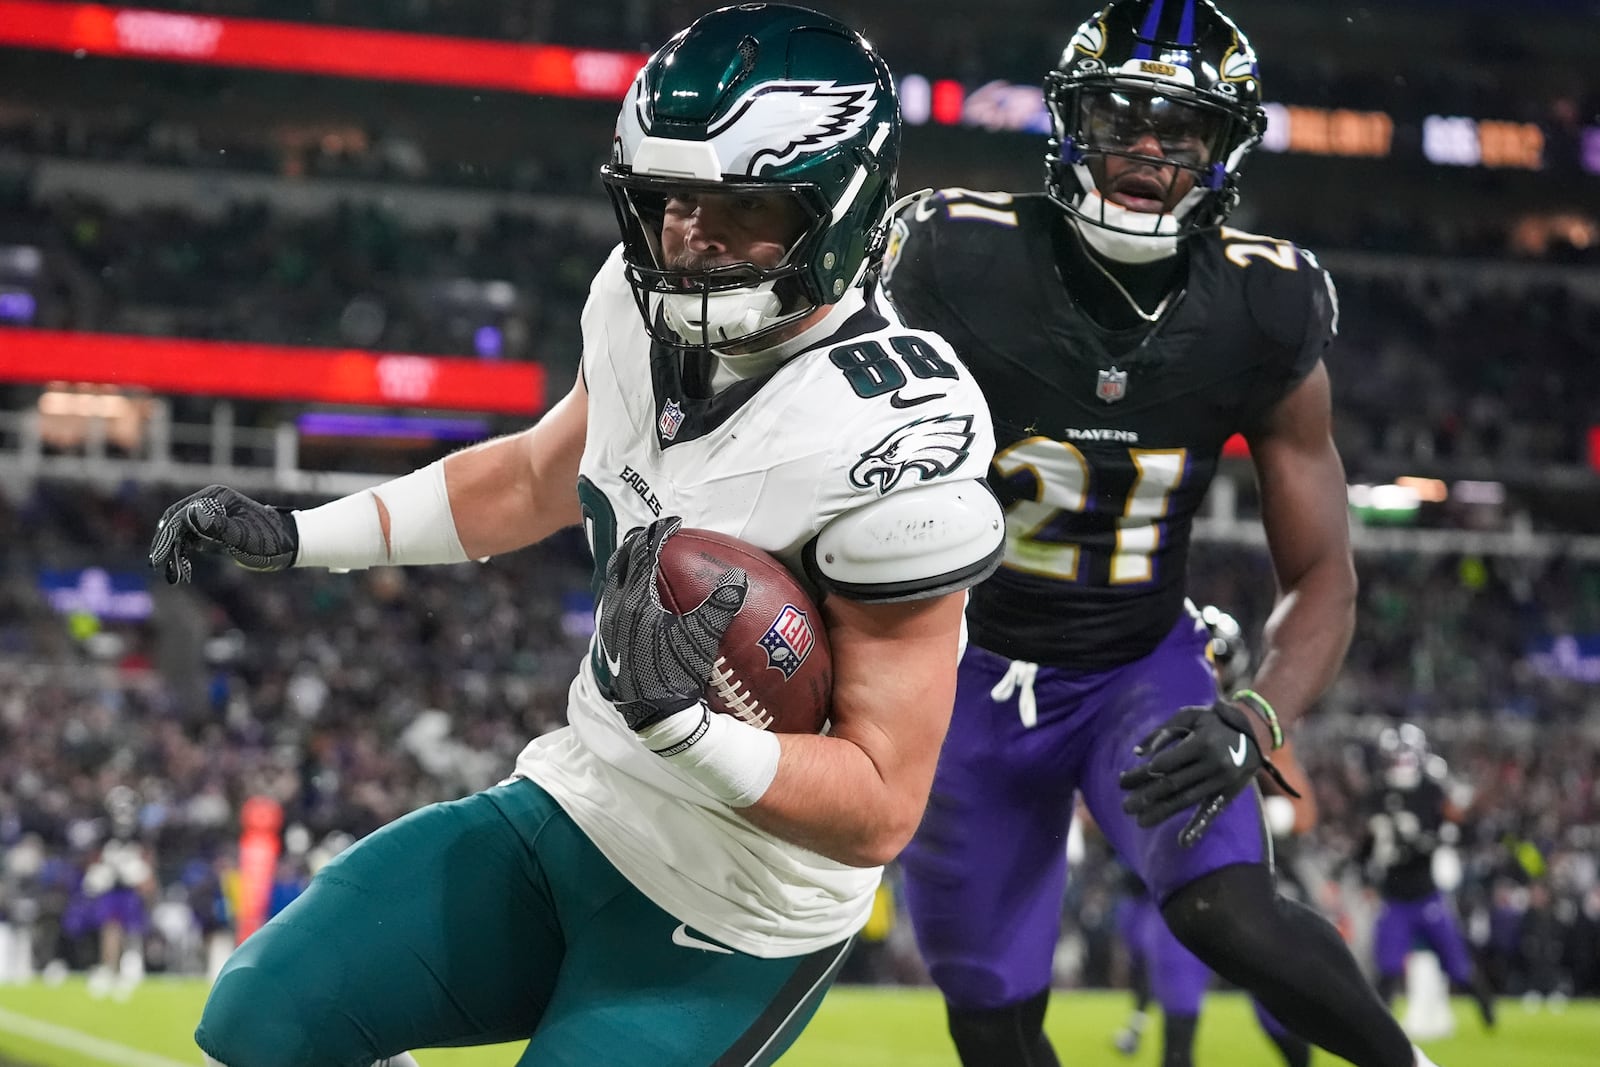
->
[[849, 413, 976, 493], [707, 81, 877, 175]]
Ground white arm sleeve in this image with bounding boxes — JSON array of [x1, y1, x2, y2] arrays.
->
[[292, 459, 470, 570], [807, 479, 1004, 602]]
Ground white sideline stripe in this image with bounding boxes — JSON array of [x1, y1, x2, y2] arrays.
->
[[0, 1005, 194, 1067]]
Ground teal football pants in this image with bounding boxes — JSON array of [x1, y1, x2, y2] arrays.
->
[[196, 779, 851, 1067]]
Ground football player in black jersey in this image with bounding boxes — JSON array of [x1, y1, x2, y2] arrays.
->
[[884, 3, 1441, 1066], [1358, 724, 1497, 1030]]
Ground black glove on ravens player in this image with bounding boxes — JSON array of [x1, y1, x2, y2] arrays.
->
[[596, 516, 748, 732], [1120, 699, 1299, 847], [148, 485, 299, 585]]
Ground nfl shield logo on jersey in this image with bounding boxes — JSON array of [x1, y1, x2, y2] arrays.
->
[[1096, 367, 1128, 403], [758, 604, 815, 679], [658, 399, 685, 440]]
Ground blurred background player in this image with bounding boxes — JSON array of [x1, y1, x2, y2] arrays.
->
[[883, 3, 1444, 1065], [80, 786, 157, 1002], [1109, 606, 1316, 1067], [1358, 723, 1498, 1033]]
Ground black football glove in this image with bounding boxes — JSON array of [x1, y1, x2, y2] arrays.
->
[[1119, 698, 1299, 848], [595, 516, 748, 733], [148, 485, 299, 585]]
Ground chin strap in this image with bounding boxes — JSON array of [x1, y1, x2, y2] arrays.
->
[[1070, 189, 1185, 263], [661, 283, 790, 347]]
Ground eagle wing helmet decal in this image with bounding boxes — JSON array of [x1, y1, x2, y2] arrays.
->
[[708, 81, 878, 175], [850, 414, 976, 493]]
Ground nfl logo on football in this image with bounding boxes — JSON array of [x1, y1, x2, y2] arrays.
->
[[657, 399, 685, 440], [758, 605, 815, 680], [1096, 367, 1128, 403]]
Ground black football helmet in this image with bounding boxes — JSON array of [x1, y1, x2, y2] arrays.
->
[[1045, 0, 1266, 246], [601, 4, 901, 350]]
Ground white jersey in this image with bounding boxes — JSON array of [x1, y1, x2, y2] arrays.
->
[[517, 247, 996, 958]]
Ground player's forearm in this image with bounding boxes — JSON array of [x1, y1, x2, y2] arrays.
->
[[741, 729, 937, 868], [741, 643, 954, 868], [441, 429, 579, 559], [649, 590, 962, 867], [736, 594, 963, 866], [448, 381, 588, 556], [1248, 558, 1357, 732]]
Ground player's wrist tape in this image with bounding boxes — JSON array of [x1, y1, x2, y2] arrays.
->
[[293, 460, 470, 571], [290, 490, 386, 571], [638, 705, 781, 809], [1230, 688, 1284, 751]]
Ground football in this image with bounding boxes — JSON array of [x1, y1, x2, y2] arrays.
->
[[655, 528, 832, 735]]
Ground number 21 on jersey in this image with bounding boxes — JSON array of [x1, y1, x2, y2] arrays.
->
[[993, 437, 1187, 584]]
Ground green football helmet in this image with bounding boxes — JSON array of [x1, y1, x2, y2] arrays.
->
[[601, 3, 901, 349]]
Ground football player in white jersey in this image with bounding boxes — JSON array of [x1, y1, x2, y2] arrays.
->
[[148, 5, 1004, 1066]]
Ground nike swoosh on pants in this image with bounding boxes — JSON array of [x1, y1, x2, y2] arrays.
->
[[672, 923, 734, 954]]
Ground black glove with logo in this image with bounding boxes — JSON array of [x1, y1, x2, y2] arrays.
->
[[595, 516, 748, 732], [1119, 698, 1299, 848], [148, 485, 299, 585]]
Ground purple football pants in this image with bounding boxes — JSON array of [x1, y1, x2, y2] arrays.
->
[[1373, 890, 1475, 985], [95, 887, 149, 935], [901, 616, 1267, 1010], [1126, 893, 1211, 1016]]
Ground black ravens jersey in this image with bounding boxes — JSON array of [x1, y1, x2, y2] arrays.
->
[[882, 190, 1337, 668], [1361, 777, 1450, 902]]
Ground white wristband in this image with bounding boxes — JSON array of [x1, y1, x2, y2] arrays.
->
[[291, 491, 387, 571], [638, 705, 781, 809]]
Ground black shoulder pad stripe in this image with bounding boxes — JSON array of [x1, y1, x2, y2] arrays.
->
[[801, 539, 1004, 604]]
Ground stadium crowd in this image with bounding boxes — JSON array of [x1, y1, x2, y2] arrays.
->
[[7, 102, 1600, 266], [1, 187, 1596, 477], [0, 484, 1595, 1002], [0, 191, 601, 364]]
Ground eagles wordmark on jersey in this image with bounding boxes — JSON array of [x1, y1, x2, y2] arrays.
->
[[884, 188, 1339, 668]]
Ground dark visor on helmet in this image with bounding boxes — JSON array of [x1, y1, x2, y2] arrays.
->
[[1077, 86, 1233, 172]]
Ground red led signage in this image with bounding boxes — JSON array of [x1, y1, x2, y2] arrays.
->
[[0, 1, 645, 98], [0, 329, 545, 415]]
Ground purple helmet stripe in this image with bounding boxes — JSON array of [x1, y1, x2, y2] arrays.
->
[[1132, 0, 1164, 59], [1177, 0, 1197, 46]]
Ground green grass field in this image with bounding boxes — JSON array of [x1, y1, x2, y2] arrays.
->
[[0, 979, 1591, 1066]]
